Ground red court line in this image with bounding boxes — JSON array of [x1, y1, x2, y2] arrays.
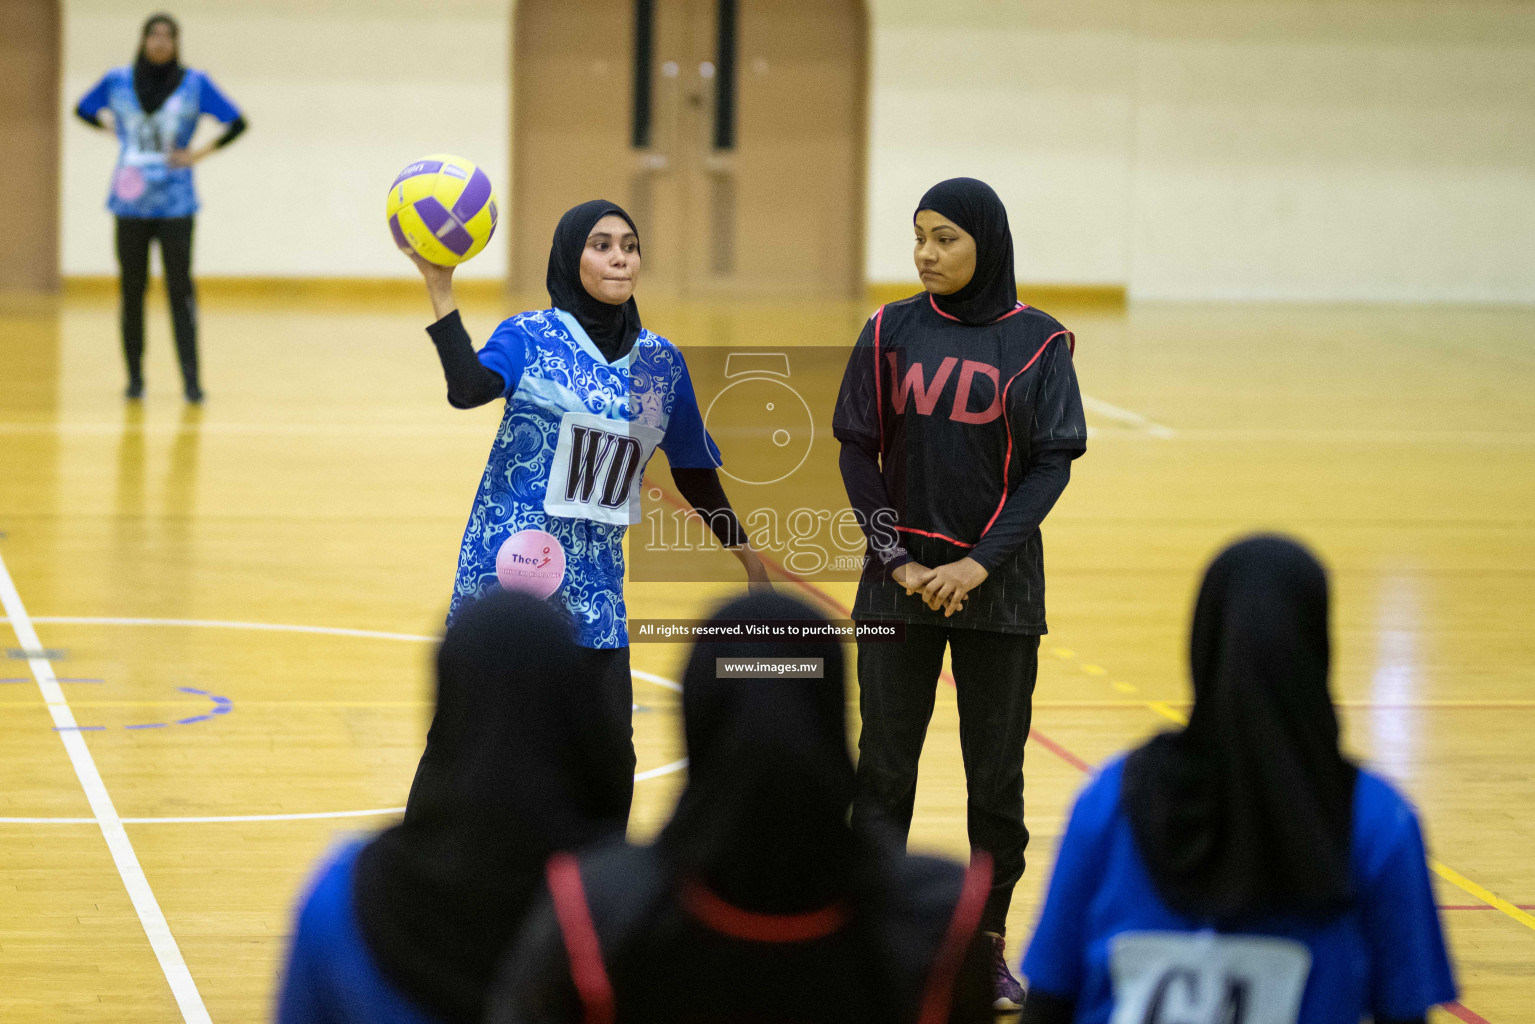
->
[[1445, 1001, 1493, 1024], [1441, 905, 1535, 911]]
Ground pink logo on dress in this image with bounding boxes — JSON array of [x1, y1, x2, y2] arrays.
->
[[113, 166, 146, 202], [495, 530, 566, 599]]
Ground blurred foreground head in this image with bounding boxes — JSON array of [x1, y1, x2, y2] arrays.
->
[[1124, 534, 1357, 922], [353, 590, 629, 1022], [662, 591, 858, 913]]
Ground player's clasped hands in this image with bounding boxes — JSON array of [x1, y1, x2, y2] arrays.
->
[[895, 558, 989, 617]]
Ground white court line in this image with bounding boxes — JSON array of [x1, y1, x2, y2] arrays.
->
[[0, 760, 690, 825], [0, 554, 211, 1023], [0, 755, 692, 827], [0, 615, 688, 827], [1081, 394, 1176, 438], [5, 615, 436, 644]]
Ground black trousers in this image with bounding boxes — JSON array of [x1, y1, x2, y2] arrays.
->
[[851, 623, 1039, 935], [575, 644, 637, 823], [115, 216, 199, 388]]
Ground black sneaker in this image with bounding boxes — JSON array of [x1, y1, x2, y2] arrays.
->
[[986, 932, 1025, 1012], [125, 379, 144, 400], [183, 383, 204, 404]]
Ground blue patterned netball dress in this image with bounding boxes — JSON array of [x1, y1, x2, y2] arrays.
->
[[75, 66, 241, 218], [448, 308, 720, 649]]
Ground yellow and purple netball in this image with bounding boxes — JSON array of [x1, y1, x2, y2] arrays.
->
[[386, 154, 498, 267]]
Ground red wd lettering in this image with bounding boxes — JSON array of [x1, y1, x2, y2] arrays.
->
[[886, 355, 957, 415], [950, 360, 1001, 424]]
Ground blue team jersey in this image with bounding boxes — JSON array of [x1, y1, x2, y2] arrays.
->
[[76, 67, 242, 218], [449, 309, 720, 649], [1021, 757, 1456, 1024]]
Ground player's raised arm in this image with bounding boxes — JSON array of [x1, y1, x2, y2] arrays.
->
[[407, 254, 508, 409]]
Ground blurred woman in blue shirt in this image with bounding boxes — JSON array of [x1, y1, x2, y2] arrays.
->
[[276, 590, 632, 1024], [1020, 536, 1455, 1024], [75, 13, 247, 402]]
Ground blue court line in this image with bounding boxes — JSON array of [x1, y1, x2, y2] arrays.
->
[[20, 679, 235, 731]]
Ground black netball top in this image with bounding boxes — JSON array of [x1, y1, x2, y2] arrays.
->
[[833, 293, 1087, 634]]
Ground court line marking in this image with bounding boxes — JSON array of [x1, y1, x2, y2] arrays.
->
[[1428, 860, 1535, 934], [0, 759, 691, 827], [0, 617, 685, 826], [1, 615, 436, 643], [1443, 1001, 1494, 1024], [0, 554, 211, 1023], [1080, 395, 1176, 438]]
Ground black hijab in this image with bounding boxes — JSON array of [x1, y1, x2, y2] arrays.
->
[[133, 14, 184, 115], [352, 590, 630, 1023], [547, 200, 643, 363], [658, 593, 861, 913], [1122, 536, 1359, 924], [914, 177, 1019, 325]]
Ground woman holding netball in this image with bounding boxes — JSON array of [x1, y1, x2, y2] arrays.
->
[[1019, 537, 1456, 1023], [75, 13, 247, 402], [833, 177, 1087, 1010], [409, 199, 769, 823]]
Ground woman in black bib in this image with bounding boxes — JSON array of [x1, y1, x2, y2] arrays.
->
[[832, 177, 1087, 1011]]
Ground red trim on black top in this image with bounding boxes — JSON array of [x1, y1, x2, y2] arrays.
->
[[895, 525, 975, 549], [680, 880, 851, 943], [926, 293, 1028, 324], [546, 853, 614, 1024], [873, 305, 887, 449], [979, 330, 1073, 538], [917, 853, 994, 1024]]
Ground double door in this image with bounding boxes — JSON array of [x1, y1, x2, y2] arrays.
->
[[512, 0, 866, 299]]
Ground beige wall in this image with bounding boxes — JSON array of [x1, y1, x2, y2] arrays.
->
[[867, 0, 1535, 302], [61, 0, 510, 280], [61, 0, 1535, 301]]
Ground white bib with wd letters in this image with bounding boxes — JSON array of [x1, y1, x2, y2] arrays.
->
[[544, 410, 664, 526]]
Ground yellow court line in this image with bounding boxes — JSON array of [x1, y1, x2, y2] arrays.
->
[[1429, 860, 1535, 933]]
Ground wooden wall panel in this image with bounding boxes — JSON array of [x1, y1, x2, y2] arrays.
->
[[0, 0, 61, 293]]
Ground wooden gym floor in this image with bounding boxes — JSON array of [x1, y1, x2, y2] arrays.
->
[[1, 287, 1531, 1022]]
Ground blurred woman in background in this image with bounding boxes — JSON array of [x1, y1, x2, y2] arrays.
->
[[75, 13, 247, 402], [1019, 536, 1456, 1024]]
